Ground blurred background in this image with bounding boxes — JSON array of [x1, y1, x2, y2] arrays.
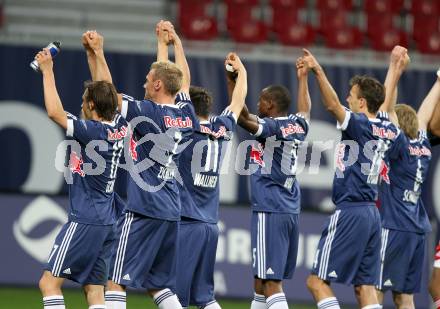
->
[[0, 0, 440, 308]]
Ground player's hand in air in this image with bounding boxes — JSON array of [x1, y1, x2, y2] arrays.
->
[[156, 20, 173, 45], [301, 48, 321, 74], [296, 56, 308, 78], [83, 30, 104, 54], [35, 48, 53, 73], [390, 45, 410, 72], [225, 52, 245, 74], [162, 20, 180, 45]]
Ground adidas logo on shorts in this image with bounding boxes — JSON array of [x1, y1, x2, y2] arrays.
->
[[266, 268, 274, 275], [384, 279, 393, 287], [328, 271, 338, 278], [62, 268, 71, 275], [123, 274, 131, 281]]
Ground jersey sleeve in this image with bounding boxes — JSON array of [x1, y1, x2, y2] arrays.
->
[[254, 117, 278, 139], [66, 112, 100, 144], [209, 107, 237, 140], [120, 93, 155, 121], [337, 109, 366, 140], [387, 130, 406, 160], [419, 130, 432, 149], [175, 92, 200, 132], [428, 131, 440, 147]]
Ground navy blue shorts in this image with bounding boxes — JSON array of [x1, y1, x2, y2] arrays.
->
[[110, 211, 179, 290], [311, 205, 381, 286], [45, 221, 115, 285], [377, 228, 426, 293], [176, 219, 219, 307], [251, 212, 299, 280]]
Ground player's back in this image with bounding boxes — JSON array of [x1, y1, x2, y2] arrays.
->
[[121, 93, 198, 221], [66, 113, 128, 225], [250, 113, 309, 214], [333, 111, 400, 207], [379, 130, 432, 233], [178, 108, 237, 223]]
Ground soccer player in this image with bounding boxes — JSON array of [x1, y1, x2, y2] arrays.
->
[[426, 77, 440, 309], [376, 46, 439, 309], [301, 48, 401, 309], [82, 26, 197, 309], [175, 58, 247, 308], [35, 47, 127, 309], [237, 57, 311, 309]]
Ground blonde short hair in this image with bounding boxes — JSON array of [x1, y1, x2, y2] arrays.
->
[[395, 104, 419, 139], [150, 61, 183, 96]]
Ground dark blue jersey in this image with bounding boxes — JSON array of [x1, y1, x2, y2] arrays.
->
[[66, 112, 127, 225], [121, 93, 198, 221], [333, 110, 400, 207], [378, 130, 432, 233], [250, 114, 309, 214], [178, 108, 237, 223]]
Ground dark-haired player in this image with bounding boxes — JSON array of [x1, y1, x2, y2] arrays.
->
[[174, 52, 247, 309], [35, 48, 127, 309], [238, 57, 311, 309], [302, 48, 401, 309]]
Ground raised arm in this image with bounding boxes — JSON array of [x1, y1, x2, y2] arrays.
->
[[419, 72, 440, 131], [295, 56, 311, 121], [224, 52, 247, 118], [225, 67, 237, 105], [83, 31, 113, 84], [380, 45, 409, 125], [156, 20, 170, 62], [163, 22, 190, 94], [237, 104, 259, 134], [36, 49, 67, 129], [301, 49, 345, 124]]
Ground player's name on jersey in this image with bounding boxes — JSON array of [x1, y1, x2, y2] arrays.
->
[[158, 166, 175, 180], [193, 173, 218, 188]]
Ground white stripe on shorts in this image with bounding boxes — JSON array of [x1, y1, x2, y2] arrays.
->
[[112, 212, 134, 283], [318, 210, 340, 279], [52, 222, 78, 276], [257, 212, 266, 279], [377, 228, 389, 289]]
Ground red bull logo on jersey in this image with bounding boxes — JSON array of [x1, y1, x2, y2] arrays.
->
[[408, 145, 431, 157], [107, 126, 128, 140], [335, 143, 346, 171], [200, 125, 227, 138], [379, 161, 390, 184], [130, 136, 138, 161], [164, 116, 193, 128], [250, 143, 265, 167], [280, 124, 305, 138], [372, 125, 396, 139], [69, 151, 85, 177]]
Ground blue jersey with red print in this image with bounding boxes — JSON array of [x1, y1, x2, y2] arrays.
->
[[66, 112, 128, 225], [378, 130, 432, 233], [121, 93, 198, 221], [250, 113, 309, 214], [333, 111, 400, 207], [178, 108, 237, 223]]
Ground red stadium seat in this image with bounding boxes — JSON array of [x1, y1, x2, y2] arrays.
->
[[365, 0, 404, 14], [226, 3, 256, 31], [317, 0, 353, 11], [225, 0, 258, 5], [319, 10, 349, 35], [411, 0, 439, 16], [324, 26, 363, 49], [417, 32, 440, 54], [276, 22, 316, 46], [412, 15, 439, 42], [370, 29, 408, 51], [366, 13, 394, 39], [228, 20, 268, 43], [179, 0, 218, 40], [270, 0, 306, 9], [271, 4, 300, 33]]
